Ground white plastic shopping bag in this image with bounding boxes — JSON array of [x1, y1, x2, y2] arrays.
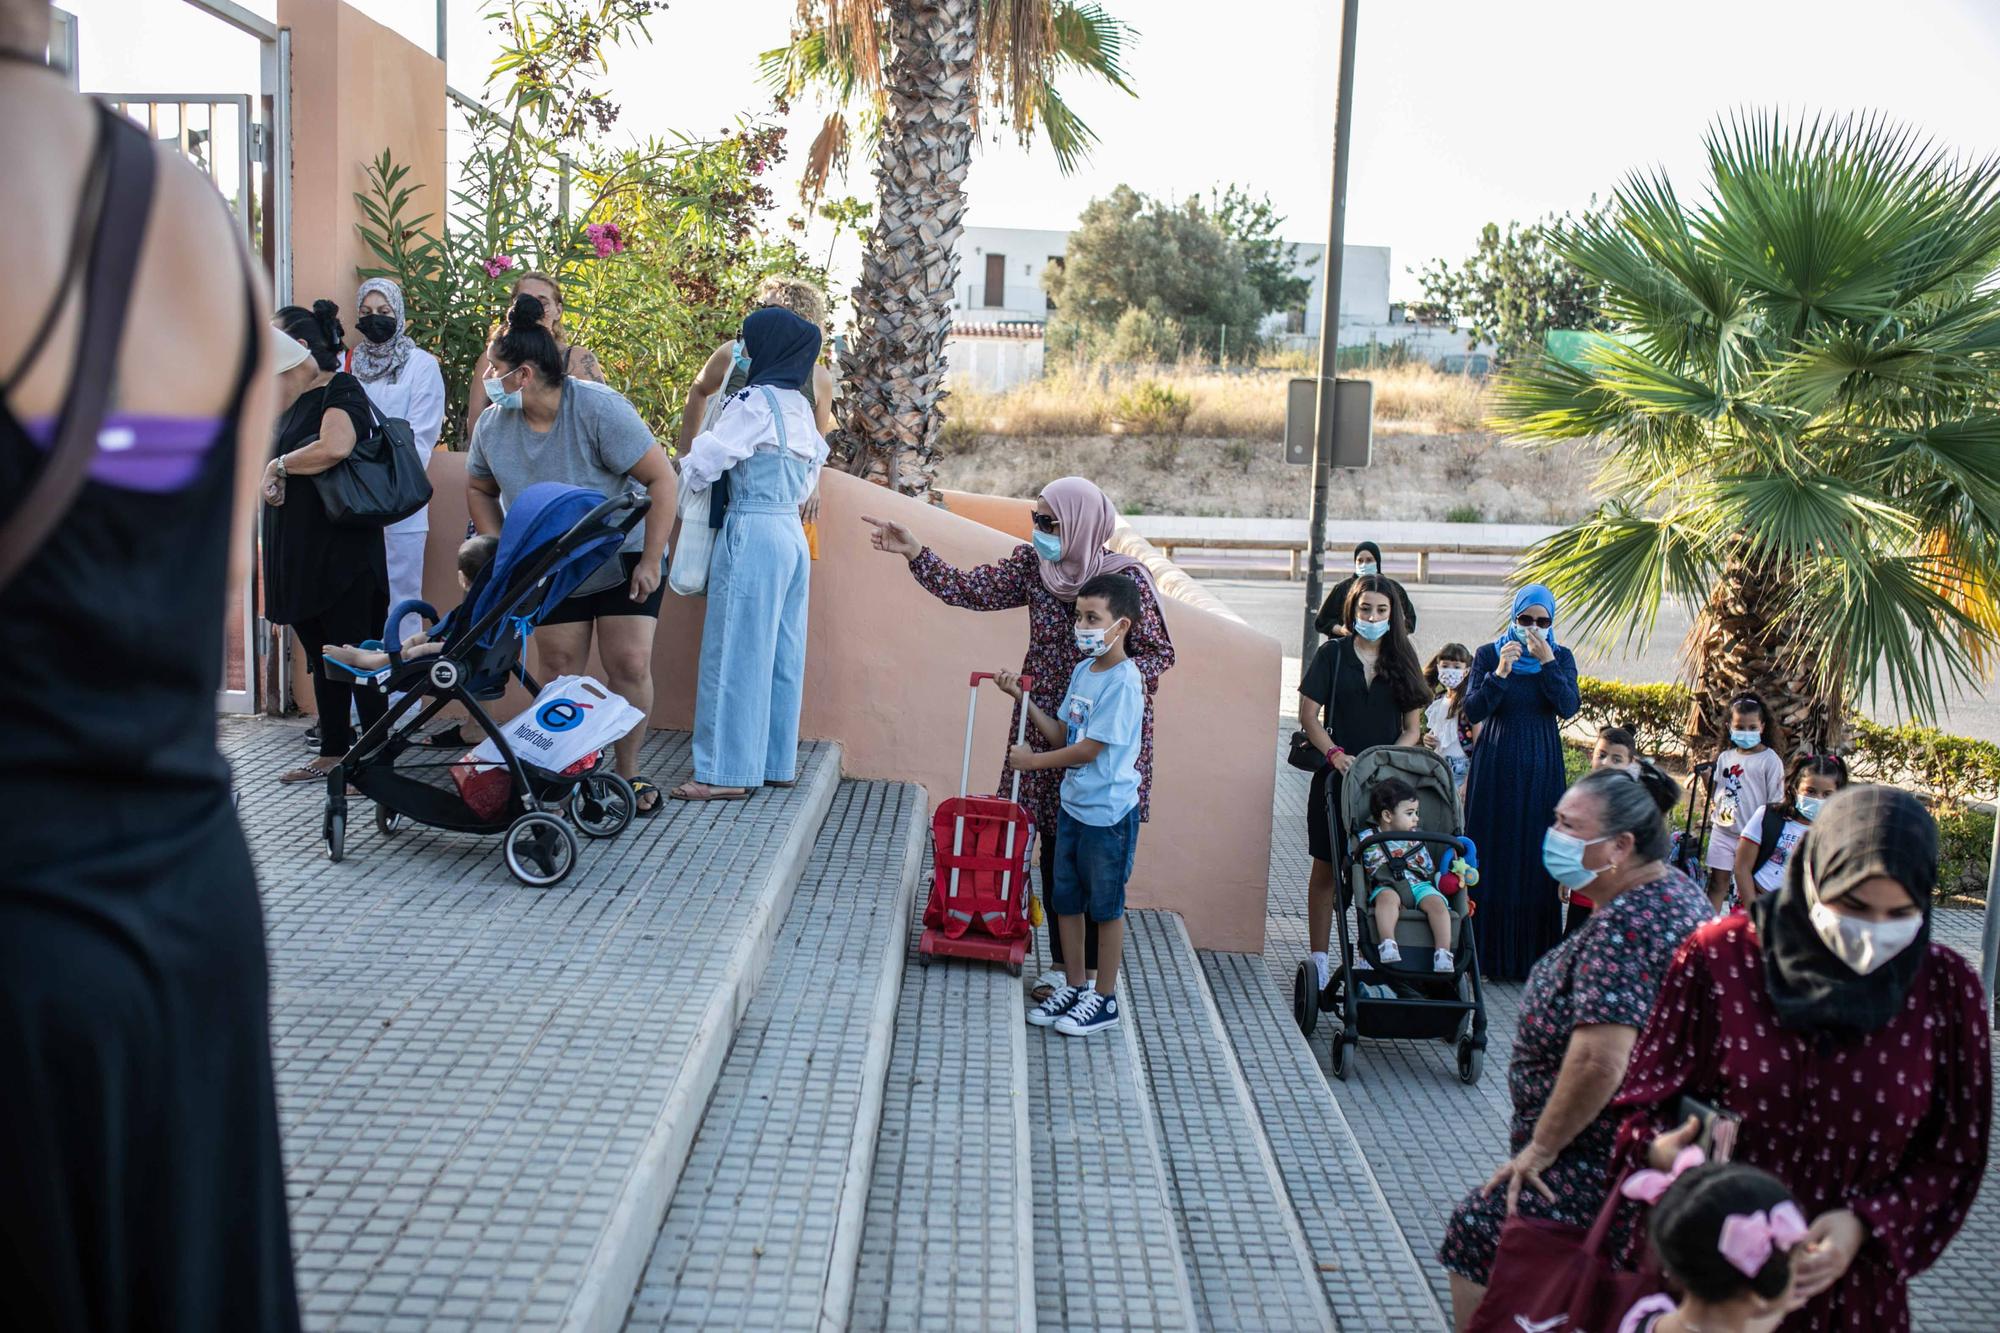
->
[[668, 478, 714, 596], [468, 675, 645, 775]]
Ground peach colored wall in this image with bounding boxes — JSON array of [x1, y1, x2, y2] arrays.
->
[[399, 458, 1276, 951], [281, 0, 446, 313], [939, 488, 1035, 541]]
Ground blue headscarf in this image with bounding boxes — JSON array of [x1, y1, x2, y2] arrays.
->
[[741, 306, 821, 391], [1495, 582, 1557, 674]]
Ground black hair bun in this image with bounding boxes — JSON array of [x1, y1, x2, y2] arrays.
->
[[509, 294, 546, 332], [1634, 757, 1681, 813], [311, 299, 344, 344]]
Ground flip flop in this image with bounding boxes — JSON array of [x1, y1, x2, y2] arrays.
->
[[670, 781, 753, 802], [630, 776, 664, 817]]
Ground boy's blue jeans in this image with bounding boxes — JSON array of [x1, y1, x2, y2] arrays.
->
[[1051, 807, 1140, 922]]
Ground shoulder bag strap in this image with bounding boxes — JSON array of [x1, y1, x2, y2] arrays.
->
[[0, 107, 157, 592]]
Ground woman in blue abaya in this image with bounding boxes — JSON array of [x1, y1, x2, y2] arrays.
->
[[1461, 583, 1580, 979], [672, 306, 826, 800]]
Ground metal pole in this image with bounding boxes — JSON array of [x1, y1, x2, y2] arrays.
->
[[1980, 803, 1999, 1010], [1302, 0, 1360, 661], [436, 0, 448, 63]]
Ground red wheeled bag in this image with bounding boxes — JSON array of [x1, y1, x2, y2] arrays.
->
[[919, 672, 1037, 975]]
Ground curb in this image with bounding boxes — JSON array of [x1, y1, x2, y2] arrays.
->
[[561, 747, 843, 1333], [1117, 974, 1204, 1329], [1009, 945, 1039, 1333], [817, 785, 928, 1331]]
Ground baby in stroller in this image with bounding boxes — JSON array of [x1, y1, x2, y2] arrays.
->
[[322, 534, 499, 678], [1360, 777, 1457, 972]]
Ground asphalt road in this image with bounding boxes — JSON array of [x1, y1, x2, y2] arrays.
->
[[1198, 577, 2000, 747]]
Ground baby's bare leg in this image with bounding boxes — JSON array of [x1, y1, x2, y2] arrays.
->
[[1371, 890, 1401, 946], [324, 643, 390, 670], [1421, 894, 1452, 950]]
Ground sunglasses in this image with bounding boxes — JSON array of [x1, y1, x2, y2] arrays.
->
[[1032, 512, 1060, 533], [1515, 614, 1552, 629]]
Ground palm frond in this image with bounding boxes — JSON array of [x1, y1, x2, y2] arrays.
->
[[1685, 471, 1913, 571], [1050, 1, 1136, 92], [1519, 508, 1718, 649], [1782, 550, 1986, 721]]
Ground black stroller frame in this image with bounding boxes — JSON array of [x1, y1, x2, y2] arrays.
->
[[318, 492, 651, 887], [1292, 745, 1489, 1084]]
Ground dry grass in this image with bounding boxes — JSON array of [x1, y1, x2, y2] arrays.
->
[[946, 362, 1491, 443]]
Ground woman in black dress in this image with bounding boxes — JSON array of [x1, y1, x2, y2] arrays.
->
[[0, 41, 298, 1332], [1296, 575, 1429, 993], [264, 300, 389, 783]]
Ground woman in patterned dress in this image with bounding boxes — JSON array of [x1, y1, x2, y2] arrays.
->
[[1440, 765, 1711, 1329], [1610, 785, 1991, 1332], [863, 476, 1174, 997]]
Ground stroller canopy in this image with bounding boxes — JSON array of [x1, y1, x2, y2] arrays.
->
[[447, 482, 624, 651]]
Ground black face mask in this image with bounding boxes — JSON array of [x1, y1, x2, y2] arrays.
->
[[356, 314, 398, 345]]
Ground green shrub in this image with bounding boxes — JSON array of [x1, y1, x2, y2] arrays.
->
[[1445, 502, 1484, 524], [1936, 802, 1994, 904], [1842, 719, 2000, 808], [1575, 677, 1692, 760], [1113, 380, 1194, 436], [1106, 308, 1189, 364], [1223, 439, 1258, 472]]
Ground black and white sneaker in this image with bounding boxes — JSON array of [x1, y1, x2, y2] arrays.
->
[[1054, 989, 1120, 1036], [1028, 983, 1084, 1027]]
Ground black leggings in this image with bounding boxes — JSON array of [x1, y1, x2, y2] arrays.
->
[[1038, 831, 1099, 970], [292, 577, 389, 758]]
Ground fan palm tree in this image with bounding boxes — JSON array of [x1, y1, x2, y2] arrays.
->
[[1495, 113, 2000, 754], [775, 1, 1136, 497]]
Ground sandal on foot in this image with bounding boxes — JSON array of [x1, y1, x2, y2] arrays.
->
[[765, 778, 797, 788], [629, 777, 664, 817], [278, 760, 338, 785], [670, 781, 752, 802]]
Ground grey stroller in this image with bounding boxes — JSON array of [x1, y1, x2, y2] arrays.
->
[[1291, 744, 1488, 1083]]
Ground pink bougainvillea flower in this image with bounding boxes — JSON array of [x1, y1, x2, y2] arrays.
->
[[586, 222, 626, 258], [481, 255, 517, 279]]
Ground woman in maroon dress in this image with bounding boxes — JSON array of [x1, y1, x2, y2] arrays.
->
[[863, 477, 1174, 997], [1612, 785, 1991, 1332]]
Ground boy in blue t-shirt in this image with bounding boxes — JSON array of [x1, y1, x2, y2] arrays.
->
[[997, 573, 1147, 1037]]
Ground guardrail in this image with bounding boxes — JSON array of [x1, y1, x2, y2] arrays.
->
[[1149, 537, 1526, 582]]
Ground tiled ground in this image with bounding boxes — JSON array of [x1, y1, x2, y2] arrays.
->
[[225, 719, 835, 1332], [623, 781, 921, 1331], [1244, 729, 1999, 1331]]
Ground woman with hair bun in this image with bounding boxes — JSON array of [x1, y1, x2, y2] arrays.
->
[[465, 293, 674, 812], [462, 270, 606, 442], [263, 299, 390, 783]]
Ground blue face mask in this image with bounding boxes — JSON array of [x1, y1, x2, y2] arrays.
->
[[1509, 624, 1556, 648], [1796, 795, 1825, 821], [1542, 826, 1610, 890], [1730, 728, 1763, 750], [484, 373, 523, 412], [1353, 618, 1390, 642], [1032, 530, 1062, 563], [1355, 560, 1378, 578]]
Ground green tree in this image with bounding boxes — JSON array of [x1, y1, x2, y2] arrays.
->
[[1412, 204, 1610, 362], [1210, 184, 1314, 317], [1495, 113, 2000, 753], [1043, 184, 1266, 360], [773, 1, 1138, 499]]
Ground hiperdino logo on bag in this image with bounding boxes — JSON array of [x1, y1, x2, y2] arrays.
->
[[520, 696, 592, 750]]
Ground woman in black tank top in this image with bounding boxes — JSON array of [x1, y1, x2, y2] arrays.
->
[[0, 72, 301, 1333]]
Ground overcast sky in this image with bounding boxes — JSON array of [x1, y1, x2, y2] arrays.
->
[[74, 1, 2000, 300]]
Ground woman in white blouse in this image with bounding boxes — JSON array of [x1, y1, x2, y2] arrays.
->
[[348, 278, 444, 641], [671, 306, 827, 801]]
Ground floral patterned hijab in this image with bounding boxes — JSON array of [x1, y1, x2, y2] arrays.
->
[[350, 277, 417, 384]]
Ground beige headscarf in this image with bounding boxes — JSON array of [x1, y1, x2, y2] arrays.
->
[[1037, 476, 1152, 601]]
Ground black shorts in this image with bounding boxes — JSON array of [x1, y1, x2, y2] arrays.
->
[[1307, 764, 1345, 865], [541, 551, 664, 625]]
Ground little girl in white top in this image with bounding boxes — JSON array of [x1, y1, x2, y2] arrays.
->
[[1702, 695, 1786, 914], [1423, 642, 1477, 799]]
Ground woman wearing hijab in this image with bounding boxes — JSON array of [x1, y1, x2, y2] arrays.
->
[[1460, 583, 1579, 978], [348, 278, 444, 643], [1314, 539, 1416, 637], [863, 477, 1176, 997], [1611, 786, 1991, 1331], [673, 307, 829, 801]]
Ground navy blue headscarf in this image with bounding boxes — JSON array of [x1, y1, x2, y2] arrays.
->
[[741, 306, 821, 391]]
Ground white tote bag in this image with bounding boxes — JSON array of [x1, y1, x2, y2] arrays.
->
[[467, 674, 645, 775], [668, 478, 715, 596]]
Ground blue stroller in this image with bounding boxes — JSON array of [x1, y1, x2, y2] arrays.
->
[[319, 483, 650, 886]]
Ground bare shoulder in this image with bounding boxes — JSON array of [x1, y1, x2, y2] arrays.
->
[[568, 344, 608, 383]]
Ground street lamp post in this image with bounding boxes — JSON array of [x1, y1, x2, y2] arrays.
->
[[1302, 0, 1361, 661]]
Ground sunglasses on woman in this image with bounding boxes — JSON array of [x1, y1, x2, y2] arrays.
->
[[1032, 512, 1060, 533], [1515, 613, 1552, 629]]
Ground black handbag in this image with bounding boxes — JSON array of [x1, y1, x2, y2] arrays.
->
[[313, 395, 432, 528], [1288, 730, 1328, 773]]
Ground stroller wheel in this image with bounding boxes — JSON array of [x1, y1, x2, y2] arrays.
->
[[1292, 960, 1319, 1037], [569, 773, 636, 839], [1456, 1039, 1484, 1086], [1328, 1031, 1354, 1082], [504, 812, 577, 888], [375, 805, 403, 837], [323, 809, 345, 863]]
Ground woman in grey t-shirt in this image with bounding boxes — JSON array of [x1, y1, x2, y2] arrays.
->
[[466, 295, 674, 813]]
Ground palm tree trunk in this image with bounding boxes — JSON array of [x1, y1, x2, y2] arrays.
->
[[829, 0, 978, 500], [1685, 557, 1846, 757]]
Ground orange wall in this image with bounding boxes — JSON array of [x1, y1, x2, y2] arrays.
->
[[281, 0, 446, 314], [403, 458, 1277, 951]]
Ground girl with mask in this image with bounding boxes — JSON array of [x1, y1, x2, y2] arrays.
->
[[347, 278, 444, 644], [1612, 785, 1991, 1332], [1440, 765, 1708, 1328], [1423, 641, 1478, 796], [1704, 695, 1788, 913], [673, 307, 829, 801], [1460, 584, 1581, 979], [1296, 576, 1429, 994], [1731, 754, 1848, 907], [862, 477, 1175, 1001], [1315, 538, 1416, 638]]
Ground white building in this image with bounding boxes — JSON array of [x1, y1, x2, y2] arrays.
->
[[945, 225, 1488, 391]]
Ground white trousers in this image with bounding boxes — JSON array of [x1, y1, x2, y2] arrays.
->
[[385, 528, 429, 643]]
